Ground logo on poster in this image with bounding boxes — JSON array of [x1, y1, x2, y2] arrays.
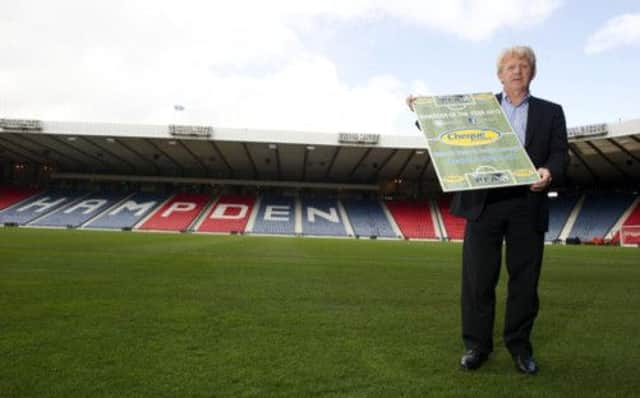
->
[[470, 172, 511, 185], [440, 129, 500, 146]]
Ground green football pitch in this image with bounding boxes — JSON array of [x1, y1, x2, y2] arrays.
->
[[1, 228, 639, 397]]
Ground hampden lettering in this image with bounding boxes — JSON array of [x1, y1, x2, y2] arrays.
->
[[110, 201, 158, 217], [18, 197, 67, 213], [210, 204, 249, 220], [64, 199, 108, 215], [162, 202, 197, 218], [264, 205, 291, 221]]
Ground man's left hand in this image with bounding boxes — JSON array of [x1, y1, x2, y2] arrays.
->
[[530, 167, 552, 192]]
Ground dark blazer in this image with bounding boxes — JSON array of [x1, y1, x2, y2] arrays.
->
[[449, 94, 569, 232]]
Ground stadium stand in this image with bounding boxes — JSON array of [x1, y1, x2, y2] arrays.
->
[[545, 193, 580, 242], [30, 192, 128, 228], [341, 199, 396, 238], [301, 197, 348, 237], [197, 195, 256, 233], [84, 192, 170, 230], [138, 192, 210, 231], [0, 185, 40, 210], [612, 199, 640, 245], [251, 194, 296, 235], [385, 199, 437, 239], [2, 116, 640, 248], [568, 192, 636, 242], [0, 190, 84, 225], [437, 196, 466, 240]]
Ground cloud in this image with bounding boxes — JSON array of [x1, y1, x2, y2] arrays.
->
[[376, 0, 562, 41], [0, 0, 559, 135], [585, 13, 640, 54], [250, 0, 562, 41]]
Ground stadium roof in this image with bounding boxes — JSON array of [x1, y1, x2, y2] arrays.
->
[[1, 117, 639, 191]]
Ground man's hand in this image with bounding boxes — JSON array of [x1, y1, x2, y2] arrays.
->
[[406, 95, 417, 112], [530, 167, 552, 192]]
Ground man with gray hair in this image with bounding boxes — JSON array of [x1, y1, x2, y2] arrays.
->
[[408, 45, 568, 374]]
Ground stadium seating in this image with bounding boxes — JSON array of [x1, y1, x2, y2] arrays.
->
[[568, 192, 635, 242], [385, 199, 437, 239], [31, 192, 128, 228], [341, 199, 396, 238], [545, 193, 579, 242], [84, 192, 170, 229], [0, 185, 40, 210], [0, 190, 83, 225], [437, 196, 466, 240], [138, 192, 210, 231], [197, 195, 255, 233], [301, 197, 347, 237], [612, 199, 640, 245], [251, 194, 296, 235], [4, 181, 637, 246]]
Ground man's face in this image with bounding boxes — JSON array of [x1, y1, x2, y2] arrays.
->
[[498, 55, 533, 92]]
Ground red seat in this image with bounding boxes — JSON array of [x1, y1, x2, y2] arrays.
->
[[613, 200, 640, 244], [438, 196, 466, 240], [139, 192, 210, 231], [385, 199, 436, 239], [197, 195, 255, 233], [0, 185, 40, 210]]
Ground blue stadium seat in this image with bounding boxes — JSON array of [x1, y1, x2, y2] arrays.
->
[[31, 192, 129, 228], [569, 192, 635, 241], [341, 199, 396, 238], [0, 190, 81, 225], [85, 192, 170, 229], [301, 198, 347, 237], [545, 193, 579, 241], [251, 194, 296, 235]]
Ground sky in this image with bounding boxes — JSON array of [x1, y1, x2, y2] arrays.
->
[[2, 0, 639, 136]]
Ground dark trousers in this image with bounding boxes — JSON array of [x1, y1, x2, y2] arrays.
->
[[461, 194, 544, 357]]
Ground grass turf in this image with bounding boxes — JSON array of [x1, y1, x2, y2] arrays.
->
[[1, 228, 639, 397]]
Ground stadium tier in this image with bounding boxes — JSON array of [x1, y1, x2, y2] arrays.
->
[[1, 116, 639, 246], [138, 192, 211, 231], [196, 195, 256, 234], [2, 186, 639, 245], [31, 192, 129, 228], [545, 193, 580, 242], [0, 185, 40, 210], [568, 192, 636, 242], [300, 197, 348, 237], [437, 196, 466, 240], [0, 190, 83, 225], [85, 192, 171, 230], [614, 199, 640, 245], [341, 199, 396, 238], [251, 194, 297, 235], [385, 199, 437, 239], [621, 201, 640, 228]]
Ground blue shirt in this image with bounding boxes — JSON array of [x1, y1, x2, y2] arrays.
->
[[501, 92, 530, 145]]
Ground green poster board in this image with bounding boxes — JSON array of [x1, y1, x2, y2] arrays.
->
[[414, 92, 540, 192]]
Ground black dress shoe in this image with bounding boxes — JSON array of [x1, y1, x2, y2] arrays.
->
[[460, 349, 489, 370], [513, 354, 538, 374]]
